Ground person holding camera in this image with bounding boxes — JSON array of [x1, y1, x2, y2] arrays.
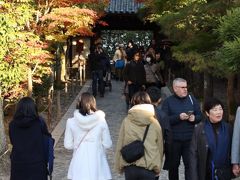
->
[[88, 43, 108, 97], [114, 91, 163, 180], [161, 78, 202, 180]]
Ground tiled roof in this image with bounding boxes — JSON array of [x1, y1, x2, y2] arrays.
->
[[106, 0, 143, 14]]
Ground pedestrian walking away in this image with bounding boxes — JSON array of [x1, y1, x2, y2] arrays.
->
[[64, 92, 112, 180], [161, 77, 202, 180], [114, 91, 163, 180], [146, 86, 172, 175], [9, 97, 51, 180]]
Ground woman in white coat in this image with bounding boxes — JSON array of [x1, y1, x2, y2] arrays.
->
[[64, 92, 112, 180]]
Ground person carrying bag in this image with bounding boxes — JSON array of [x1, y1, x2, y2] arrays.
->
[[120, 124, 150, 163], [114, 91, 163, 180], [64, 92, 112, 180]]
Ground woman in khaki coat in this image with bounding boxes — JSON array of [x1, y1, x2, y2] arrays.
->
[[114, 91, 163, 180]]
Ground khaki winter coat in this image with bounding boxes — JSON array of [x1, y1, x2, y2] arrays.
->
[[114, 104, 163, 174]]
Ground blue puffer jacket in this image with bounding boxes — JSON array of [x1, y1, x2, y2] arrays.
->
[[161, 94, 202, 141]]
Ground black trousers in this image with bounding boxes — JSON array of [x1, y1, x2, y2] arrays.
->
[[168, 140, 191, 180], [128, 84, 142, 103], [91, 70, 104, 96], [124, 165, 156, 180]]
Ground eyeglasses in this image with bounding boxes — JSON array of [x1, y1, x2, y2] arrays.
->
[[176, 86, 187, 89]]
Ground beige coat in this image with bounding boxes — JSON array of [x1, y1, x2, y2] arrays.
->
[[114, 104, 163, 174]]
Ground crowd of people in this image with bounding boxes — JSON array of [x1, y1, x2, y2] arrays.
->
[[88, 39, 169, 101], [7, 39, 240, 180]]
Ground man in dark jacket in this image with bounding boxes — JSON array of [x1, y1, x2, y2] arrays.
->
[[88, 43, 108, 97], [161, 78, 202, 180], [146, 86, 172, 177]]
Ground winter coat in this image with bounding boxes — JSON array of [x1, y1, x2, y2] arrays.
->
[[154, 106, 172, 170], [189, 120, 232, 180], [114, 104, 163, 174], [232, 107, 240, 164], [144, 63, 158, 84], [64, 110, 112, 180], [161, 94, 202, 141], [9, 116, 48, 180], [88, 51, 109, 71], [123, 60, 146, 86]]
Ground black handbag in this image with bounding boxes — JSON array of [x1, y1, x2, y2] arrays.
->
[[120, 124, 150, 163]]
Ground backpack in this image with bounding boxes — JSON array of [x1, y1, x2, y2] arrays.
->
[[40, 117, 55, 180], [115, 59, 125, 69]]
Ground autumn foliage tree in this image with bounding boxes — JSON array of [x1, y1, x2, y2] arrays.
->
[[0, 1, 52, 101], [0, 1, 52, 154], [0, 0, 109, 154]]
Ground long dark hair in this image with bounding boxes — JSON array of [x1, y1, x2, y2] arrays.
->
[[76, 92, 97, 115], [13, 97, 38, 119]]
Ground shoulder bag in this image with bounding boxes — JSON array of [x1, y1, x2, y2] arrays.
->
[[120, 124, 150, 163], [75, 130, 91, 151], [115, 59, 125, 69]]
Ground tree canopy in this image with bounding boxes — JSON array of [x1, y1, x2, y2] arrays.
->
[[138, 0, 235, 75], [0, 0, 109, 101]]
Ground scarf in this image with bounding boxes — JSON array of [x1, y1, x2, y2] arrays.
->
[[204, 119, 230, 180]]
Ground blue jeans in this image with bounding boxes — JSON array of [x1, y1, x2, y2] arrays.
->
[[124, 165, 156, 180], [92, 70, 104, 96]]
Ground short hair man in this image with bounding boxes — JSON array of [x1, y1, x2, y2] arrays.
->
[[146, 86, 172, 177], [161, 78, 202, 180]]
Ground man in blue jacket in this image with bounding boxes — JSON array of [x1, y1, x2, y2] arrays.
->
[[162, 78, 202, 180]]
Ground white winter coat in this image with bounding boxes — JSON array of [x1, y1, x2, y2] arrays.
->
[[64, 110, 112, 180]]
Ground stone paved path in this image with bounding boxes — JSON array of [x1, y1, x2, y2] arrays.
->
[[51, 80, 185, 180]]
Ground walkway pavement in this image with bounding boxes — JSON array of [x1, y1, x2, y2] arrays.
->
[[51, 80, 184, 180]]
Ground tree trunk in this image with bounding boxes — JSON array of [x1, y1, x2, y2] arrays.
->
[[192, 72, 203, 99], [47, 86, 53, 129], [55, 44, 62, 89], [0, 95, 7, 154], [56, 90, 61, 121], [227, 74, 235, 122], [27, 67, 33, 97], [203, 72, 213, 100], [61, 53, 66, 82]]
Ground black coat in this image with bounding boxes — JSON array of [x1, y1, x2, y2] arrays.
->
[[154, 106, 172, 170], [123, 60, 146, 86], [9, 116, 48, 180], [88, 51, 109, 71], [189, 120, 232, 180]]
